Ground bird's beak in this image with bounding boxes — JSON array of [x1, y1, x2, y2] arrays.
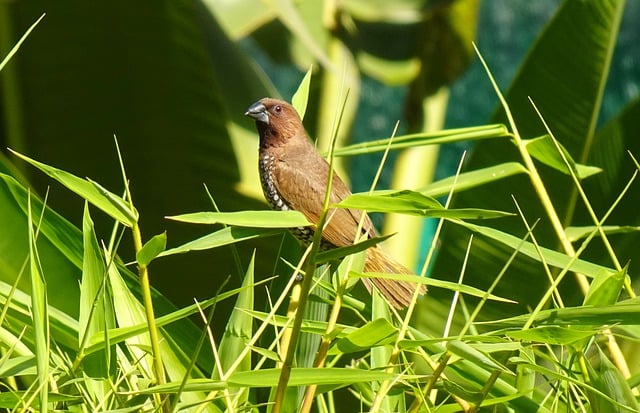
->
[[244, 101, 269, 125]]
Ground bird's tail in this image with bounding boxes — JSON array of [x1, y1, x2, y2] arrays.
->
[[362, 247, 426, 309]]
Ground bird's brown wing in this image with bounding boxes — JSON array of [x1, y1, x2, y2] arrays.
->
[[273, 146, 376, 247]]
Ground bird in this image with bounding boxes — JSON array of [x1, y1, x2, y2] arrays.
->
[[244, 97, 425, 309]]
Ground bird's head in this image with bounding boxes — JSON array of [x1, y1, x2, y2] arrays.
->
[[244, 98, 303, 147]]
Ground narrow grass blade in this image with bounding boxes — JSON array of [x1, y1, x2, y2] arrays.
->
[[315, 234, 393, 264], [27, 194, 49, 410], [455, 221, 614, 278], [350, 272, 515, 303], [565, 225, 640, 242], [331, 124, 509, 156], [10, 151, 138, 227], [338, 190, 513, 219], [420, 162, 528, 198], [0, 14, 45, 72], [506, 326, 598, 345], [159, 227, 282, 257], [166, 210, 310, 228], [486, 298, 640, 327]]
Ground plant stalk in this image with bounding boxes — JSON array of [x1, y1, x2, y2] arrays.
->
[[132, 224, 167, 411]]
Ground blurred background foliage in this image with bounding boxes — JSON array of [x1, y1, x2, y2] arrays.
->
[[0, 0, 639, 338]]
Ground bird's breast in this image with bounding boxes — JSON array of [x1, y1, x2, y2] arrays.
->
[[258, 150, 329, 248], [259, 153, 288, 211]]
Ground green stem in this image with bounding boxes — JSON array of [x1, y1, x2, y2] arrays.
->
[[132, 224, 167, 411], [272, 91, 350, 413]]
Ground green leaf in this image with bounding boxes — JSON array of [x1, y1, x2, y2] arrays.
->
[[583, 266, 626, 307], [241, 310, 357, 337], [216, 253, 255, 376], [456, 221, 614, 279], [338, 190, 513, 218], [0, 173, 83, 317], [84, 278, 274, 355], [0, 14, 45, 72], [143, 368, 397, 394], [27, 193, 49, 409], [79, 203, 116, 383], [525, 135, 601, 179], [291, 66, 313, 120], [351, 272, 514, 303], [420, 162, 529, 198], [10, 150, 138, 227], [330, 319, 397, 355], [166, 210, 310, 228], [227, 367, 397, 388], [356, 53, 420, 85], [136, 232, 167, 267], [506, 326, 598, 345], [487, 298, 640, 327], [565, 225, 640, 242], [588, 347, 640, 413], [315, 233, 393, 264], [447, 340, 512, 374], [159, 227, 283, 258], [430, 0, 627, 314], [202, 0, 273, 40], [332, 124, 508, 157]]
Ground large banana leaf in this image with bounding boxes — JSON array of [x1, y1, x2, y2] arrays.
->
[[426, 0, 630, 327], [0, 2, 280, 330]]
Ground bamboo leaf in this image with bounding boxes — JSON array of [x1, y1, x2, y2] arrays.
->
[[583, 266, 626, 307], [338, 190, 513, 219], [10, 150, 138, 227], [486, 298, 640, 327], [525, 135, 601, 179], [420, 162, 529, 198], [330, 318, 397, 354], [78, 203, 116, 385], [332, 124, 509, 156], [216, 253, 255, 378], [136, 232, 167, 267], [506, 326, 598, 345], [159, 227, 283, 257], [166, 210, 310, 228], [291, 66, 313, 120], [27, 194, 49, 409]]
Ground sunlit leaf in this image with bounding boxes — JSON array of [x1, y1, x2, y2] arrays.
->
[[159, 227, 283, 257], [10, 151, 137, 227], [166, 210, 310, 228], [583, 266, 626, 307], [332, 124, 508, 157], [136, 232, 167, 267], [506, 326, 598, 345], [420, 162, 529, 198], [338, 190, 513, 218], [330, 319, 397, 355], [291, 66, 313, 120], [525, 135, 601, 179], [565, 225, 640, 242]]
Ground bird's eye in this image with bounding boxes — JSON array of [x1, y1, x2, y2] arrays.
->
[[274, 105, 282, 113]]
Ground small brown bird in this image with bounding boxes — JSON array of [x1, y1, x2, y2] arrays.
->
[[245, 97, 425, 308]]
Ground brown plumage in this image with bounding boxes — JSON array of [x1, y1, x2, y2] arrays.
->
[[245, 97, 425, 308]]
